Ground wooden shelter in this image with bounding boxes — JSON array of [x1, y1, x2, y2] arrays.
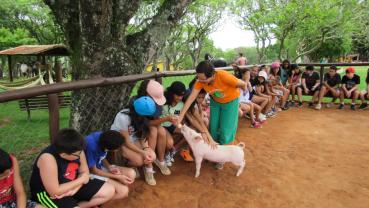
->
[[0, 44, 70, 82]]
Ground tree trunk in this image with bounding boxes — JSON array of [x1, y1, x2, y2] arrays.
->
[[44, 0, 192, 134]]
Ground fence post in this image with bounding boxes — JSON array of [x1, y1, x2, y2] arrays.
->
[[8, 55, 13, 82], [320, 66, 324, 87], [155, 68, 162, 84], [48, 94, 59, 142]]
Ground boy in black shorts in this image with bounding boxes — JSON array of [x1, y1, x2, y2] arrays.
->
[[30, 129, 115, 208], [297, 65, 320, 107], [315, 65, 341, 110], [339, 67, 360, 110]]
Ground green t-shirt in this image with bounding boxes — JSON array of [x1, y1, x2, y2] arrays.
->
[[161, 102, 184, 127]]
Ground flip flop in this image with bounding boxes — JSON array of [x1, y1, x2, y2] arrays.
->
[[180, 149, 194, 162]]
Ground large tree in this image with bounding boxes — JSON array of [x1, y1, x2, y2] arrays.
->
[[44, 0, 193, 134], [232, 0, 273, 63]]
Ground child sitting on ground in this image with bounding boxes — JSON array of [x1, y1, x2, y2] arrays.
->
[[239, 70, 264, 128], [255, 71, 277, 118], [85, 130, 134, 197], [111, 96, 157, 186], [269, 62, 290, 110], [315, 65, 342, 110], [30, 129, 115, 208], [0, 148, 41, 208], [339, 67, 360, 110], [297, 65, 320, 107], [287, 64, 302, 106], [183, 92, 218, 149], [189, 78, 210, 127], [136, 80, 175, 177]]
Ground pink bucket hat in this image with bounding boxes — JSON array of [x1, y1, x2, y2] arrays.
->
[[147, 80, 166, 105], [271, 61, 280, 69]]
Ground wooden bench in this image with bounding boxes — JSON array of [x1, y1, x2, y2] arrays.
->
[[19, 95, 71, 120]]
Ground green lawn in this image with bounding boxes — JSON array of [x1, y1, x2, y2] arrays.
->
[[0, 100, 70, 192]]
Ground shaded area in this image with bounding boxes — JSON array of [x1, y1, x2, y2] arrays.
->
[[107, 108, 369, 208]]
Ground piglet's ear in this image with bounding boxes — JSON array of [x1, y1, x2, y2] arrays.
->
[[194, 136, 202, 142]]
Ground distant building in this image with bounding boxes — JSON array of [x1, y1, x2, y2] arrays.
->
[[146, 60, 175, 72]]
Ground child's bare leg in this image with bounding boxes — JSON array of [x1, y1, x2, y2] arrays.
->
[[297, 87, 303, 102], [247, 103, 255, 123], [156, 126, 167, 162], [148, 126, 158, 151], [281, 88, 290, 106], [106, 179, 129, 200], [78, 183, 115, 208], [253, 103, 262, 121], [353, 90, 359, 104], [165, 130, 174, 150]]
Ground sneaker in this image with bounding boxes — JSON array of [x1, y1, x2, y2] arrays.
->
[[359, 103, 368, 110], [281, 104, 289, 111], [338, 104, 344, 109], [289, 100, 295, 107], [326, 103, 332, 108], [164, 153, 173, 167], [256, 118, 267, 124], [214, 162, 224, 170], [266, 111, 276, 118], [144, 169, 156, 186], [179, 149, 194, 162], [259, 113, 267, 121], [350, 104, 355, 110], [298, 102, 303, 107], [244, 113, 251, 119], [251, 121, 262, 128], [154, 159, 171, 175], [169, 149, 176, 162], [308, 103, 314, 108], [315, 103, 322, 110]]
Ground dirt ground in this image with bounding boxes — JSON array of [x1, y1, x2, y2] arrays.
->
[[107, 108, 369, 208]]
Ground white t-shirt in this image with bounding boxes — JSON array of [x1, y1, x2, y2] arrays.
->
[[239, 88, 251, 104], [110, 109, 139, 143]]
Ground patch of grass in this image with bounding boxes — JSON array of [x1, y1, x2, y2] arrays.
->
[[0, 100, 70, 191]]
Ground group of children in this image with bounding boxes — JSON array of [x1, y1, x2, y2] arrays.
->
[[1, 60, 369, 208], [236, 61, 369, 130]]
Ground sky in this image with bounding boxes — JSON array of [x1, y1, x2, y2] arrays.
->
[[209, 19, 256, 50]]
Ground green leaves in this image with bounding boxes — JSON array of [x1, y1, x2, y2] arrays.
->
[[233, 0, 363, 62], [0, 27, 37, 50], [0, 0, 62, 45]]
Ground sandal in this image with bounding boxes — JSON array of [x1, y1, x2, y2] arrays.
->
[[180, 149, 194, 162]]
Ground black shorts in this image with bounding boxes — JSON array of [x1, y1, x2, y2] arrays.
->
[[33, 178, 105, 208], [297, 85, 320, 95], [343, 89, 360, 99], [325, 88, 340, 97], [164, 125, 176, 134]]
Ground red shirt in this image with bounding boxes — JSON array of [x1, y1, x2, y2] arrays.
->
[[0, 156, 15, 204]]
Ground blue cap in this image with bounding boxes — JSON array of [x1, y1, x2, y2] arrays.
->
[[133, 96, 156, 116]]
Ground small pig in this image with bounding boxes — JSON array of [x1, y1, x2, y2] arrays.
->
[[180, 124, 246, 177]]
